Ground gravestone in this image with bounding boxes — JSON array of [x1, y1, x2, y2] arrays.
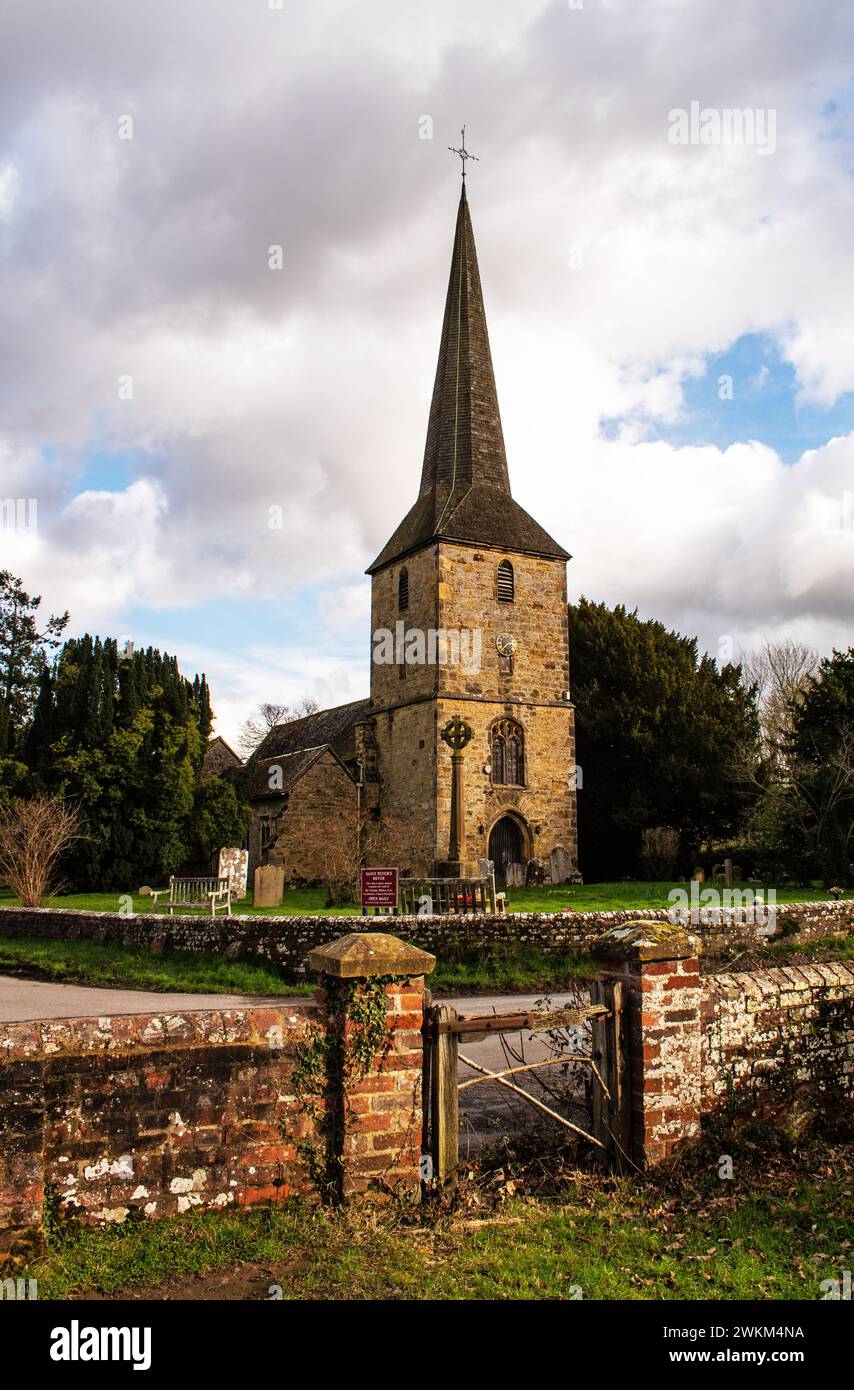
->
[[550, 845, 572, 885], [254, 864, 284, 908], [693, 868, 705, 882], [526, 857, 547, 886], [505, 862, 525, 888], [217, 847, 249, 900]]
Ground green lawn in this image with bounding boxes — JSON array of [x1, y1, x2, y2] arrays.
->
[[0, 937, 312, 996], [1, 881, 850, 918], [1, 928, 850, 1001], [0, 935, 596, 996], [21, 1163, 852, 1301]]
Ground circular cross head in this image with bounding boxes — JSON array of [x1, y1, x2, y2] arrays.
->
[[440, 714, 474, 751]]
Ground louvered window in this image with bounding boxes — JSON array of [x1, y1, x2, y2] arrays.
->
[[398, 568, 409, 611], [497, 560, 514, 602]]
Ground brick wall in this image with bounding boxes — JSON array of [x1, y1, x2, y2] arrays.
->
[[0, 1005, 318, 1252], [701, 962, 854, 1111], [0, 934, 433, 1253], [1, 899, 851, 977]]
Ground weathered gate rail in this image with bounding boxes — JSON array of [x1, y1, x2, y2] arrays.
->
[[423, 980, 631, 1181]]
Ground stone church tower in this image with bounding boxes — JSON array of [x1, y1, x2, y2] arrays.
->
[[365, 186, 578, 883]]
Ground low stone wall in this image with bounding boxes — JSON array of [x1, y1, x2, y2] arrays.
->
[[0, 899, 851, 975], [0, 934, 432, 1254], [592, 922, 854, 1167], [0, 1004, 317, 1251], [701, 962, 854, 1112]]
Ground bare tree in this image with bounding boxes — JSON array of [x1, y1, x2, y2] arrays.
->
[[740, 639, 819, 766], [321, 815, 390, 907], [0, 796, 80, 907], [238, 697, 320, 756], [784, 724, 854, 882]]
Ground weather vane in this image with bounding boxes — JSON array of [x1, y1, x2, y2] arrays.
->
[[448, 125, 479, 181]]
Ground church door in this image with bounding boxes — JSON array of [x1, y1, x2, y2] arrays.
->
[[488, 816, 523, 885]]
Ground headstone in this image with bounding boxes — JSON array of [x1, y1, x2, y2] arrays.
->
[[505, 862, 525, 888], [526, 857, 546, 886], [254, 864, 284, 908], [550, 845, 572, 885], [693, 868, 705, 882], [724, 857, 733, 889], [731, 864, 742, 883], [217, 847, 249, 900]]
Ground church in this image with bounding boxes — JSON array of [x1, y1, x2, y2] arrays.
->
[[234, 182, 579, 887]]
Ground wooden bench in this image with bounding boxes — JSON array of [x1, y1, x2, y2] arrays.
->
[[147, 876, 232, 916]]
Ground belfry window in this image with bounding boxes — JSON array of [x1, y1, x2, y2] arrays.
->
[[497, 560, 514, 602], [398, 567, 409, 611], [491, 718, 525, 786]]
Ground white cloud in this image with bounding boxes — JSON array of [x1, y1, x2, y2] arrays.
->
[[0, 0, 852, 728]]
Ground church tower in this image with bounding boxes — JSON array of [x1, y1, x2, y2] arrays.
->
[[366, 185, 578, 884]]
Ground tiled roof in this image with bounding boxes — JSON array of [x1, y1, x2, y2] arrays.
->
[[253, 698, 371, 762]]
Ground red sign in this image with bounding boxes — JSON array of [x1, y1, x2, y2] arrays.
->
[[360, 867, 399, 909]]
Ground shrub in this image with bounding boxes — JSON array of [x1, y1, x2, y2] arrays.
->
[[639, 826, 680, 880], [0, 795, 80, 907]]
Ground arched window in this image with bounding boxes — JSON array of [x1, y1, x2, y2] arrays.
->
[[497, 559, 514, 603], [398, 567, 409, 611], [490, 718, 525, 786]]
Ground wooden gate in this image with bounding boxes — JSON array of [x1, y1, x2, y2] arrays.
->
[[422, 980, 631, 1180]]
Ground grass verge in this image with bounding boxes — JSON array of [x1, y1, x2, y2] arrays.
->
[[0, 935, 592, 996], [19, 1128, 853, 1301], [0, 937, 310, 997]]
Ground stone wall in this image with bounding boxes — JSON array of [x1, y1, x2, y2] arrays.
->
[[0, 1004, 318, 1252], [250, 750, 357, 884], [0, 934, 433, 1253], [593, 921, 854, 1167], [368, 538, 579, 876], [1, 900, 851, 976], [701, 962, 854, 1112]]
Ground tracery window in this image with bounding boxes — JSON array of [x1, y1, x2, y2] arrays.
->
[[491, 718, 524, 786]]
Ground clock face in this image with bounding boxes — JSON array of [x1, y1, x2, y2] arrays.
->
[[495, 634, 517, 657]]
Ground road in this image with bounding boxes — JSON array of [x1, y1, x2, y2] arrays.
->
[[0, 975, 306, 1023]]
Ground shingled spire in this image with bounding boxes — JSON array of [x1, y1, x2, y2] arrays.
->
[[420, 184, 511, 497], [367, 187, 569, 574]]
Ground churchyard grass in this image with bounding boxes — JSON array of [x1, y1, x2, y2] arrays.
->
[[1, 881, 850, 917]]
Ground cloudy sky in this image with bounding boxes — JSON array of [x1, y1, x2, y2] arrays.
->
[[1, 0, 853, 744]]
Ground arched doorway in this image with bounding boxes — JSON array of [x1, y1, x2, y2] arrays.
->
[[488, 815, 525, 885]]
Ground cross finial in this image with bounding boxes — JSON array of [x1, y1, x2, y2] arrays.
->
[[448, 125, 479, 182]]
